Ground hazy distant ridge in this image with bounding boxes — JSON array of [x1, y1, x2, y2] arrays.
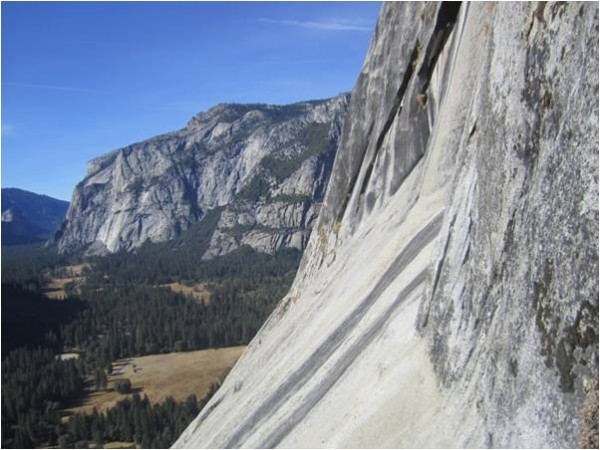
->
[[1, 188, 69, 246]]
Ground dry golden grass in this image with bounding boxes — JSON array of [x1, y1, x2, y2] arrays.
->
[[65, 346, 245, 415], [102, 442, 136, 449], [159, 282, 212, 304], [44, 278, 76, 299], [65, 263, 89, 276], [43, 264, 89, 300]]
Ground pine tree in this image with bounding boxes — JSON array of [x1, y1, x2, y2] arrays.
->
[[95, 369, 107, 390]]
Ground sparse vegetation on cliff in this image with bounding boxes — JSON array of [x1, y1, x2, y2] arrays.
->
[[579, 377, 599, 449]]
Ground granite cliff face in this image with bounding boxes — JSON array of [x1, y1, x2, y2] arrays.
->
[[175, 2, 598, 448], [56, 95, 349, 256]]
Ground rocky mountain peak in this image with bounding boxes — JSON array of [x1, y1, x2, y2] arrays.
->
[[56, 94, 350, 256]]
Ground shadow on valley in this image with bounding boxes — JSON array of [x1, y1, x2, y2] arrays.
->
[[2, 283, 85, 357]]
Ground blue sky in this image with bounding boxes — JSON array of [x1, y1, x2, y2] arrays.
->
[[1, 2, 381, 201]]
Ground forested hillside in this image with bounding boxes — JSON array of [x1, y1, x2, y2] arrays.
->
[[1, 188, 69, 246], [1, 241, 298, 448]]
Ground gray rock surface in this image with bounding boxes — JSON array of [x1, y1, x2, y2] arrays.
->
[[175, 2, 598, 448], [56, 95, 349, 256]]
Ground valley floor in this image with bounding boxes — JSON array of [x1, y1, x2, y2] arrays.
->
[[42, 263, 88, 300], [64, 346, 245, 415]]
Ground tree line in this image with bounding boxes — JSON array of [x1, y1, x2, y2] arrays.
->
[[61, 262, 294, 377], [1, 342, 219, 449], [1, 243, 300, 448], [87, 238, 302, 287], [58, 389, 216, 449], [1, 347, 85, 448]]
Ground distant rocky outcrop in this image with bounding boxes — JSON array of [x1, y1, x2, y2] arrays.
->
[[175, 2, 598, 448], [1, 188, 69, 246], [55, 95, 349, 256]]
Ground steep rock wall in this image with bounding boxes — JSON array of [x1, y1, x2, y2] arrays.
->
[[56, 95, 348, 256], [175, 2, 598, 448]]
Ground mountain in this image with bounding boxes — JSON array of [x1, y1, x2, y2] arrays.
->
[[56, 95, 349, 256], [1, 188, 69, 246], [175, 2, 598, 448]]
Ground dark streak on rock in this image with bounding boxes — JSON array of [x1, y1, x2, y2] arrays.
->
[[260, 268, 431, 448], [418, 2, 462, 95], [420, 214, 455, 330], [336, 123, 374, 223], [358, 43, 421, 200], [223, 212, 444, 448]]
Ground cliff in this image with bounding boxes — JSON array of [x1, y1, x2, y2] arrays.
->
[[55, 95, 349, 256], [175, 2, 598, 448]]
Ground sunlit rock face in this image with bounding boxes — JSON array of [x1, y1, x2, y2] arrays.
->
[[55, 94, 349, 256], [174, 2, 598, 448]]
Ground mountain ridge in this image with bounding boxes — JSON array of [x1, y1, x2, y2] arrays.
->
[[56, 94, 350, 257], [1, 188, 69, 246]]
